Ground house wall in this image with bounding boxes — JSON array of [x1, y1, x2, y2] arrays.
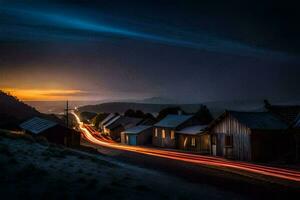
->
[[109, 126, 124, 141], [152, 127, 176, 148], [121, 128, 153, 146], [251, 130, 292, 162], [153, 117, 201, 148], [211, 115, 252, 161], [178, 133, 210, 153], [38, 126, 80, 147]]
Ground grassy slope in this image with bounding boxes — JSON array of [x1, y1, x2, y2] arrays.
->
[[0, 132, 244, 200]]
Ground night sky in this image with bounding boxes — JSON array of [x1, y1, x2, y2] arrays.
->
[[0, 0, 299, 102]]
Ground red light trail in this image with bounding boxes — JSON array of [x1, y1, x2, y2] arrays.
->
[[72, 112, 300, 183]]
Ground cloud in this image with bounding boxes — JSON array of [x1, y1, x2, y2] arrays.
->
[[0, 88, 90, 101], [0, 5, 290, 58]]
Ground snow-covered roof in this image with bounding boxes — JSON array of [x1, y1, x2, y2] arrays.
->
[[20, 117, 57, 134], [154, 114, 193, 128], [123, 125, 152, 135], [176, 125, 208, 135]]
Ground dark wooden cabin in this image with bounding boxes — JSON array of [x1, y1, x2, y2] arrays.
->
[[177, 125, 210, 153], [121, 125, 153, 145], [208, 111, 289, 162], [153, 114, 200, 148], [20, 117, 80, 147]]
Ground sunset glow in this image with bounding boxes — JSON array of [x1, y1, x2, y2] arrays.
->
[[1, 88, 85, 101]]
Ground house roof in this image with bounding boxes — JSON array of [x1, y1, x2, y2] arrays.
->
[[267, 105, 300, 124], [103, 115, 121, 128], [100, 113, 117, 127], [106, 116, 143, 130], [154, 114, 193, 128], [176, 125, 208, 135], [123, 125, 152, 135], [223, 111, 288, 130], [20, 117, 57, 134]]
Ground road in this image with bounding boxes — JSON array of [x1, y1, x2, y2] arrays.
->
[[72, 111, 300, 184]]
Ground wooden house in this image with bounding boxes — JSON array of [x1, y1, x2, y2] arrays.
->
[[177, 125, 210, 153], [20, 117, 81, 147], [100, 113, 119, 132], [153, 114, 199, 148], [208, 111, 289, 161], [121, 125, 153, 145], [104, 116, 143, 140]]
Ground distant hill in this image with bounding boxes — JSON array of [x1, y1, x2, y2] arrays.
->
[[78, 99, 300, 118], [77, 100, 264, 117], [0, 91, 60, 129]]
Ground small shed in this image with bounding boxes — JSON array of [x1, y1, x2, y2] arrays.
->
[[121, 125, 153, 145], [208, 111, 289, 161], [177, 125, 210, 153], [153, 114, 199, 148], [20, 117, 80, 147]]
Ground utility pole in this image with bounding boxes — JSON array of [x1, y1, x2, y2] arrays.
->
[[65, 100, 69, 128]]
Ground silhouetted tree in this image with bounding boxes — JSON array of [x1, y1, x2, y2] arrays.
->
[[124, 109, 135, 117], [195, 104, 213, 124], [264, 99, 271, 109], [156, 107, 184, 121], [135, 110, 145, 118]]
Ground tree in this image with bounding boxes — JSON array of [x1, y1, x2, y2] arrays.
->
[[156, 107, 184, 121], [135, 110, 145, 118], [195, 104, 213, 124], [264, 99, 271, 109], [124, 109, 135, 117]]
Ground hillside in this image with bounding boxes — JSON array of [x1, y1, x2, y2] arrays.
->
[[0, 91, 60, 129], [0, 131, 243, 199]]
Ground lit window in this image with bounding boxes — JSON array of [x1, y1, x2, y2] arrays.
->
[[162, 129, 166, 139], [155, 128, 158, 137], [171, 130, 175, 139], [191, 137, 196, 146]]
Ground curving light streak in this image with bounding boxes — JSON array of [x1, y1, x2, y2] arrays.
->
[[72, 112, 300, 183]]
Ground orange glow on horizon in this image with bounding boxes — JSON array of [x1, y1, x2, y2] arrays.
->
[[1, 88, 86, 101]]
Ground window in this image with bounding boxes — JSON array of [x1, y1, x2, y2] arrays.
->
[[225, 135, 233, 147], [155, 128, 158, 137], [162, 129, 166, 139], [171, 130, 175, 139], [191, 137, 196, 146]]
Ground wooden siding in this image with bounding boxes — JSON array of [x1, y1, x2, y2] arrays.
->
[[121, 128, 153, 145], [178, 133, 210, 153], [152, 127, 176, 148], [211, 115, 251, 161]]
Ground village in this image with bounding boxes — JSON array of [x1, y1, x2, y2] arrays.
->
[[15, 99, 300, 164]]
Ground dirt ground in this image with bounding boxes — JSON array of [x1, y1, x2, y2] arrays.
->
[[0, 134, 249, 200]]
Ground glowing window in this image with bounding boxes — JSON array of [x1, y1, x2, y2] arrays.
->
[[162, 129, 166, 139], [171, 130, 175, 139], [155, 128, 158, 137], [191, 137, 196, 146]]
